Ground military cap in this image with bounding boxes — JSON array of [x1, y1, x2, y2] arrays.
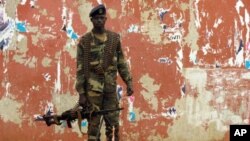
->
[[89, 4, 106, 17]]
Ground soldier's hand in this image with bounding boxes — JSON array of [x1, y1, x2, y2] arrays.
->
[[79, 94, 87, 106], [127, 86, 134, 96]]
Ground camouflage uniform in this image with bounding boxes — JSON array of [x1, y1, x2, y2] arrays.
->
[[76, 30, 132, 141]]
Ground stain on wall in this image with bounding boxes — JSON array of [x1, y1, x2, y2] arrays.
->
[[0, 0, 250, 141]]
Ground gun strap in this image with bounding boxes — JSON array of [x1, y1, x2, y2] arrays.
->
[[77, 109, 87, 135]]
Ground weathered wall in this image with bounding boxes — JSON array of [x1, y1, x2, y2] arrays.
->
[[0, 0, 250, 141]]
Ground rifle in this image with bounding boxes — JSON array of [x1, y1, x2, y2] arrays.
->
[[34, 106, 124, 128]]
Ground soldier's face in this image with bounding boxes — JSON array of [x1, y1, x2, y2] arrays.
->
[[91, 15, 107, 28]]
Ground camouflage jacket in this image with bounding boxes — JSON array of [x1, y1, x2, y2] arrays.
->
[[75, 30, 132, 94]]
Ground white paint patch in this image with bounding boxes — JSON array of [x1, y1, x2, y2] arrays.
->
[[97, 0, 102, 4], [5, 82, 11, 96], [62, 6, 67, 19], [245, 9, 250, 45], [245, 9, 250, 24], [177, 48, 183, 60], [235, 0, 245, 26], [54, 60, 61, 93], [172, 68, 246, 141], [227, 57, 234, 66], [17, 33, 25, 42], [215, 96, 224, 104], [67, 11, 73, 28], [213, 17, 223, 28], [201, 11, 207, 17], [246, 42, 250, 50], [239, 15, 245, 26], [20, 0, 27, 5], [228, 38, 232, 48], [177, 49, 184, 70], [206, 27, 213, 39], [42, 73, 51, 81], [31, 85, 40, 91], [189, 50, 197, 64], [61, 6, 67, 30], [32, 14, 40, 21], [202, 43, 210, 55], [241, 72, 250, 79], [235, 0, 244, 14], [3, 68, 7, 73], [30, 0, 36, 7], [127, 57, 131, 70], [194, 0, 201, 28], [128, 24, 140, 33], [60, 8, 79, 39], [235, 48, 244, 67], [183, 68, 207, 92]]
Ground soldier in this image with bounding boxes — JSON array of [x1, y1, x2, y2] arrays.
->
[[75, 4, 133, 141]]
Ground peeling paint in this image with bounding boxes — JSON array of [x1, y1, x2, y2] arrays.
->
[[140, 9, 163, 44], [108, 8, 117, 19], [54, 60, 61, 93], [78, 0, 93, 32], [63, 39, 77, 58], [4, 0, 19, 18], [184, 0, 199, 50], [139, 74, 160, 111], [189, 49, 197, 64], [213, 17, 223, 28], [41, 56, 52, 67], [166, 68, 245, 141], [0, 96, 23, 126]]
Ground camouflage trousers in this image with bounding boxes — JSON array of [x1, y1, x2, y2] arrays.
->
[[87, 91, 120, 141]]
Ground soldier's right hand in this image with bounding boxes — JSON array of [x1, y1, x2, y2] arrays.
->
[[79, 94, 87, 106]]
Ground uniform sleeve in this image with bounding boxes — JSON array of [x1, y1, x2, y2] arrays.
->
[[117, 37, 133, 87], [75, 38, 86, 95]]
